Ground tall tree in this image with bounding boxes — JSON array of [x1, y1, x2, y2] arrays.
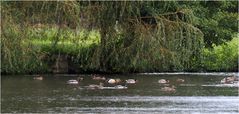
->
[[2, 1, 205, 73]]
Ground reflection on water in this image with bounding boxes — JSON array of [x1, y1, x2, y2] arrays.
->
[[1, 73, 239, 113]]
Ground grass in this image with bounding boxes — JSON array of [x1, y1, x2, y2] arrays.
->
[[25, 27, 100, 55]]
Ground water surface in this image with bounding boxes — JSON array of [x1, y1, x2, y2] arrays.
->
[[1, 73, 239, 113]]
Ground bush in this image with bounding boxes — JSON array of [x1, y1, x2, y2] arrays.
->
[[201, 37, 238, 71], [1, 24, 49, 74]]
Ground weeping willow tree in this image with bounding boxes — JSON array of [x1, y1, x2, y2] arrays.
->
[[1, 1, 204, 74], [85, 1, 204, 72]]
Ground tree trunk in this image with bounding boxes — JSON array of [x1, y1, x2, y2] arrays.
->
[[99, 29, 107, 72]]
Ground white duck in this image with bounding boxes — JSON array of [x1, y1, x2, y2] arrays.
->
[[107, 79, 116, 84], [126, 79, 137, 84], [107, 78, 121, 84], [66, 77, 83, 85], [67, 80, 79, 85]]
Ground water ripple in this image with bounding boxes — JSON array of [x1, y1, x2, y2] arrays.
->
[[138, 72, 238, 76]]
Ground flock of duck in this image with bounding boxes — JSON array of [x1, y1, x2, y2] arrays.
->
[[157, 78, 185, 93], [64, 74, 185, 93], [66, 75, 138, 90], [33, 74, 239, 92]]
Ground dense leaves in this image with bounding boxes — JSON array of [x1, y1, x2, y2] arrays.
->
[[1, 1, 237, 74], [192, 1, 238, 47], [202, 37, 238, 71]]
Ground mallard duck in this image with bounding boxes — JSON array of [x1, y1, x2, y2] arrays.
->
[[67, 77, 83, 85], [176, 78, 185, 83], [107, 78, 122, 84], [125, 79, 137, 84], [158, 79, 169, 84], [115, 78, 122, 83], [221, 76, 238, 84], [87, 83, 104, 89], [33, 76, 43, 80], [107, 79, 116, 84], [77, 77, 84, 81], [161, 85, 176, 93], [92, 75, 106, 80], [114, 85, 128, 89], [67, 80, 79, 85]]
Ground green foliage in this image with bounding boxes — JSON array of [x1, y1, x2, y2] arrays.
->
[[1, 19, 48, 74], [193, 1, 238, 47], [201, 37, 238, 71], [28, 27, 100, 55], [85, 2, 204, 72], [150, 1, 238, 47], [1, 1, 236, 74]]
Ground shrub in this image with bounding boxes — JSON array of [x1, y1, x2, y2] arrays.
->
[[201, 37, 238, 71]]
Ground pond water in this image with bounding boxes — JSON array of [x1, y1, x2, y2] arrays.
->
[[1, 72, 239, 113]]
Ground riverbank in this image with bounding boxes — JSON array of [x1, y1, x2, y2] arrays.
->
[[1, 27, 238, 74]]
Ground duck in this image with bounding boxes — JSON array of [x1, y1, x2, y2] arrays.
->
[[114, 85, 128, 89], [66, 77, 83, 85], [158, 79, 169, 84], [77, 77, 84, 81], [221, 76, 238, 84], [92, 75, 106, 80], [33, 76, 43, 80], [107, 78, 122, 84], [115, 78, 122, 83], [176, 78, 185, 83], [161, 85, 176, 93], [107, 79, 116, 84], [125, 79, 137, 84], [67, 80, 79, 85], [87, 83, 104, 89]]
